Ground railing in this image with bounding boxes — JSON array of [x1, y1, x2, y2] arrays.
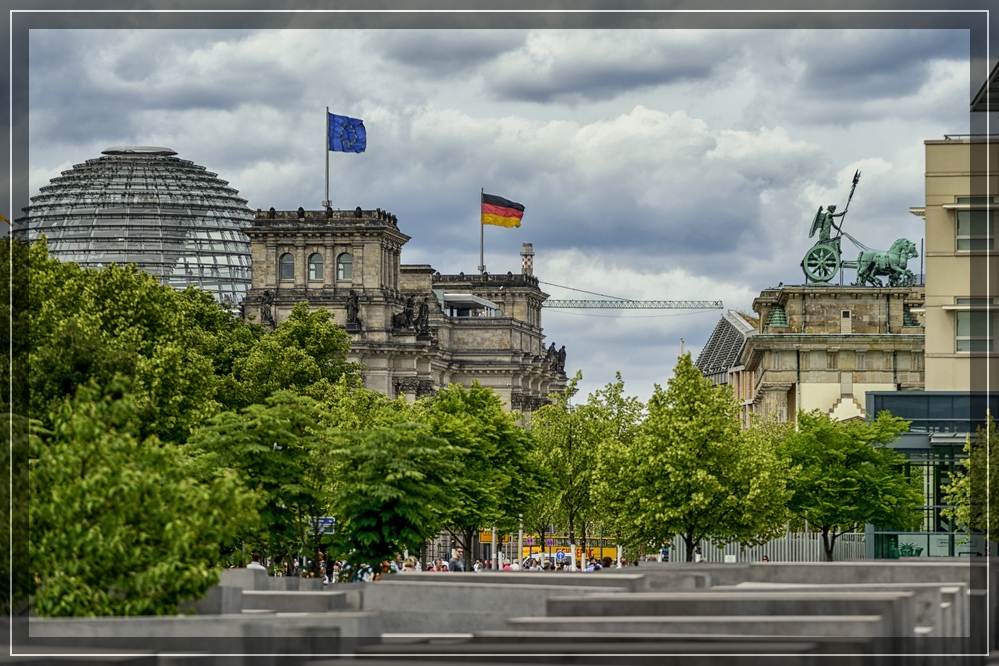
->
[[677, 529, 866, 563]]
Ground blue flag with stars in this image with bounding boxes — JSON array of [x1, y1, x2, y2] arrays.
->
[[328, 113, 366, 153]]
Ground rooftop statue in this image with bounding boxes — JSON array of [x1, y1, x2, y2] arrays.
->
[[800, 170, 918, 287]]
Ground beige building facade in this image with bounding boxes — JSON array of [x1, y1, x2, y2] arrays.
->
[[240, 206, 567, 411], [917, 137, 998, 392], [734, 284, 924, 424]]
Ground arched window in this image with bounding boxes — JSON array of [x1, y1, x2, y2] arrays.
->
[[308, 252, 324, 281], [337, 252, 353, 280], [279, 252, 294, 280]]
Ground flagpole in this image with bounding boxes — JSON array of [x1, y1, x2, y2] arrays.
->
[[323, 107, 331, 209], [478, 188, 485, 275]]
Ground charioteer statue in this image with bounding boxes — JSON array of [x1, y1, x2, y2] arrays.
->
[[800, 170, 918, 288]]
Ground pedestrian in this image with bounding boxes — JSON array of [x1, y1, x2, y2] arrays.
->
[[448, 547, 466, 572], [761, 555, 770, 562], [472, 559, 483, 572], [247, 552, 266, 571]]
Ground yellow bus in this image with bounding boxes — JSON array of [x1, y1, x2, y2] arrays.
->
[[519, 535, 617, 563]]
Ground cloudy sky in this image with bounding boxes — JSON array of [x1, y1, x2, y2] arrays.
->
[[21, 18, 982, 401]]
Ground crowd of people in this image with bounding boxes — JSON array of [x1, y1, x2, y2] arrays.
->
[[241, 550, 650, 583], [242, 546, 771, 580]]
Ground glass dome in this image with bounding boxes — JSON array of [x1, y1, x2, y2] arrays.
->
[[15, 146, 253, 308]]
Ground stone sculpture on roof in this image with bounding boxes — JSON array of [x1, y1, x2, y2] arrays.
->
[[800, 170, 918, 287]]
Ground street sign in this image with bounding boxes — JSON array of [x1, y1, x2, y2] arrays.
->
[[546, 539, 553, 546], [315, 517, 336, 535], [554, 551, 565, 562]]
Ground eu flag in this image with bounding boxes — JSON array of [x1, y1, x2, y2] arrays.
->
[[328, 113, 366, 153]]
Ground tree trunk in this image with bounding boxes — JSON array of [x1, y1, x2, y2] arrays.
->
[[463, 527, 475, 571], [568, 511, 575, 569], [821, 527, 836, 562], [684, 533, 696, 562]]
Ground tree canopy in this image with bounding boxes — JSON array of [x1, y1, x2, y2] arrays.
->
[[596, 354, 790, 561], [943, 413, 997, 545], [780, 410, 923, 561], [29, 382, 259, 616], [418, 382, 548, 569], [327, 422, 464, 569]]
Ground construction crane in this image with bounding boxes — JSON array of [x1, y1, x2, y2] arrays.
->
[[539, 282, 723, 311], [545, 299, 722, 309]]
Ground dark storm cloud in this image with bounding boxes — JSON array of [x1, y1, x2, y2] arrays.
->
[[28, 30, 310, 144], [795, 30, 967, 102], [486, 37, 730, 104], [376, 30, 528, 77]]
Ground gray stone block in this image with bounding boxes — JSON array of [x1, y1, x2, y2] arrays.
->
[[506, 613, 890, 637], [220, 568, 269, 591], [361, 581, 624, 634], [25, 612, 382, 653], [545, 590, 917, 638], [183, 585, 243, 615], [383, 571, 649, 592], [715, 581, 959, 636], [240, 591, 348, 613]]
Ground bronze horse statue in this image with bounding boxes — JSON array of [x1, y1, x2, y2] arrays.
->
[[853, 238, 918, 287]]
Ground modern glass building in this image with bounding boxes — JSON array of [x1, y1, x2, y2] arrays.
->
[[14, 146, 253, 307], [866, 391, 995, 558]]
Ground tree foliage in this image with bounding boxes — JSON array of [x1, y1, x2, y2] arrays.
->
[[599, 354, 790, 561], [943, 413, 997, 545], [419, 383, 547, 569], [232, 303, 361, 409], [326, 422, 464, 569], [531, 372, 602, 547], [27, 243, 221, 443], [589, 373, 645, 548], [780, 410, 923, 561], [187, 392, 331, 561], [29, 382, 259, 616]]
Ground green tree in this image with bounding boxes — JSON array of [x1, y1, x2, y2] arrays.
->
[[187, 391, 331, 566], [589, 373, 645, 554], [608, 354, 790, 561], [419, 383, 546, 570], [26, 243, 222, 443], [327, 422, 464, 571], [29, 382, 258, 616], [232, 303, 361, 408], [943, 413, 997, 546], [531, 372, 603, 560], [781, 410, 923, 561]]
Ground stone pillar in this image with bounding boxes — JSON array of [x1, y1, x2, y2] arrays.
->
[[264, 239, 278, 288], [760, 385, 791, 422], [324, 244, 334, 287], [295, 242, 306, 288]]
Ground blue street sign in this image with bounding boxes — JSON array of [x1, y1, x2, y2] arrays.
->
[[554, 551, 565, 562]]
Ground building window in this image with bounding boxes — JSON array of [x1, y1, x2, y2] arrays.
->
[[337, 252, 353, 280], [956, 310, 993, 352], [956, 210, 994, 251], [279, 252, 294, 280], [308, 252, 324, 281]]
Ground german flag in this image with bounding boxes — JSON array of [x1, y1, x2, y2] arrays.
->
[[481, 193, 524, 228]]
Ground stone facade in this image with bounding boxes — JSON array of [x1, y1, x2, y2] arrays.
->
[[735, 284, 924, 424], [241, 207, 566, 411]]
